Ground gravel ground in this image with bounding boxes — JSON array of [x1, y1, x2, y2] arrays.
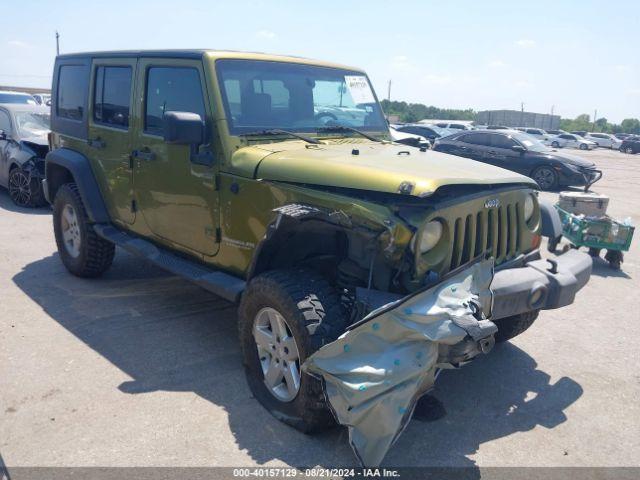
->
[[0, 147, 638, 470]]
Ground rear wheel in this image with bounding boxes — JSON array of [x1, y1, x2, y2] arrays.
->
[[493, 311, 539, 343], [8, 167, 46, 207], [579, 143, 588, 150], [53, 183, 115, 277], [238, 269, 348, 433], [532, 166, 558, 191], [551, 141, 560, 148], [624, 147, 635, 154]]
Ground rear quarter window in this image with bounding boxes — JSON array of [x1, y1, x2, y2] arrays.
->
[[51, 58, 90, 139]]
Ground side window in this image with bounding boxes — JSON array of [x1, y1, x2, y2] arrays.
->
[[461, 133, 490, 146], [145, 67, 206, 136], [57, 65, 86, 120], [94, 66, 132, 128], [0, 110, 11, 134], [490, 134, 517, 149], [559, 134, 571, 140]]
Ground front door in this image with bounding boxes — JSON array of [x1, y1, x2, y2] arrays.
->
[[88, 58, 137, 224], [486, 133, 524, 172], [132, 58, 219, 257]]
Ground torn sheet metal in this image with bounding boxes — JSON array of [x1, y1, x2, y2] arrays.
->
[[303, 259, 496, 466]]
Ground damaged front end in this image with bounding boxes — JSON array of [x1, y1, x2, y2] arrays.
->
[[303, 259, 497, 467]]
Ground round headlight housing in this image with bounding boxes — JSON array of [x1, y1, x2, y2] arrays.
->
[[411, 220, 443, 254], [524, 194, 535, 222]]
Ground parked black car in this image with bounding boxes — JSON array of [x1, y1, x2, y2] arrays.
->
[[393, 124, 449, 144], [620, 136, 640, 154], [0, 104, 50, 207], [432, 130, 601, 190]]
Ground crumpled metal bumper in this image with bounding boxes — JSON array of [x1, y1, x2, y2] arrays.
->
[[303, 259, 497, 467], [490, 248, 592, 320]]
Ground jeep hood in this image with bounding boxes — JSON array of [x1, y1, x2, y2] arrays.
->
[[233, 141, 536, 196]]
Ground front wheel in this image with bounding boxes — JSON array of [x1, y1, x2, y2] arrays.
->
[[532, 166, 558, 191], [493, 310, 539, 343], [8, 167, 46, 207], [624, 147, 635, 154], [53, 183, 115, 277], [551, 141, 560, 148], [238, 269, 348, 433], [580, 143, 588, 150]]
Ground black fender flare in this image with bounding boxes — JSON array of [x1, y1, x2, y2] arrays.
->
[[538, 197, 562, 239], [45, 148, 110, 223]]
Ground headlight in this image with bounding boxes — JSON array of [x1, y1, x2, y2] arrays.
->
[[411, 220, 443, 254], [524, 194, 535, 221]]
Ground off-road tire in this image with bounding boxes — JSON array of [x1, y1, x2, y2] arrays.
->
[[53, 183, 115, 277], [8, 166, 46, 207], [493, 310, 539, 343], [238, 269, 348, 433]]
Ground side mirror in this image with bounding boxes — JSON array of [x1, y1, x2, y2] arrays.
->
[[511, 145, 526, 153], [163, 111, 204, 145], [0, 130, 6, 141]]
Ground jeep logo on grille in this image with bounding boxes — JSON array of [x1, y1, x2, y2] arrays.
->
[[484, 198, 500, 209]]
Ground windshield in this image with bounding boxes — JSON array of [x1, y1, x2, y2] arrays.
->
[[511, 132, 550, 152], [0, 93, 37, 105], [15, 111, 50, 137], [216, 59, 387, 135]]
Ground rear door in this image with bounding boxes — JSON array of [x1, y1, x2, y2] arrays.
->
[[88, 58, 137, 225], [457, 133, 491, 162], [132, 58, 219, 257]]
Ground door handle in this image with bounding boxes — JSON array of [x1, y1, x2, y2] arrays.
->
[[132, 149, 155, 161], [88, 138, 105, 149]]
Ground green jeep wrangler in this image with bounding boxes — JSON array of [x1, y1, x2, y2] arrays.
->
[[45, 50, 591, 432]]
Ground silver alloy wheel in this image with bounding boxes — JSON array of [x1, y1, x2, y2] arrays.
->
[[61, 204, 82, 258], [533, 167, 555, 190], [253, 307, 301, 402], [8, 169, 31, 206], [626, 147, 634, 154]]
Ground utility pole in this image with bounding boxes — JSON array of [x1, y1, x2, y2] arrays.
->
[[520, 102, 524, 127], [550, 105, 555, 130], [593, 109, 598, 131], [387, 79, 392, 103], [55, 31, 60, 55]]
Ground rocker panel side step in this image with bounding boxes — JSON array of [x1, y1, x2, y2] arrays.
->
[[93, 224, 245, 303]]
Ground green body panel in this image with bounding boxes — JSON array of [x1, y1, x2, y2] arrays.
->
[[130, 57, 219, 256], [87, 57, 138, 225], [233, 140, 535, 197], [50, 49, 542, 290]]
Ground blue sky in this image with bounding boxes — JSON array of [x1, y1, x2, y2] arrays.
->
[[2, 0, 638, 122]]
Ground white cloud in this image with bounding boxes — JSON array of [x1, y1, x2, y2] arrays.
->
[[488, 59, 507, 68], [424, 73, 452, 85], [255, 30, 276, 39], [515, 39, 536, 48], [391, 55, 411, 69], [8, 40, 29, 48]]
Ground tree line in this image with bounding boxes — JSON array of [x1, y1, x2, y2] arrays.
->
[[380, 99, 640, 134]]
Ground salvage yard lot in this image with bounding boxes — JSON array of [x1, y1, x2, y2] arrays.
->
[[1, 148, 638, 468]]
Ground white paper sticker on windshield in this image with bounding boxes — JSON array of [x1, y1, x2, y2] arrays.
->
[[345, 75, 375, 104]]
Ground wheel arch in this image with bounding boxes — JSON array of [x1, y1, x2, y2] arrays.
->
[[248, 213, 350, 283], [45, 148, 110, 223]]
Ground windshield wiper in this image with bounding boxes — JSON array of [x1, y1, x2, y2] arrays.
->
[[239, 129, 319, 144], [316, 125, 382, 143]]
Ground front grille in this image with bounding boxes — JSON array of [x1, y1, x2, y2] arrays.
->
[[449, 200, 523, 271]]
